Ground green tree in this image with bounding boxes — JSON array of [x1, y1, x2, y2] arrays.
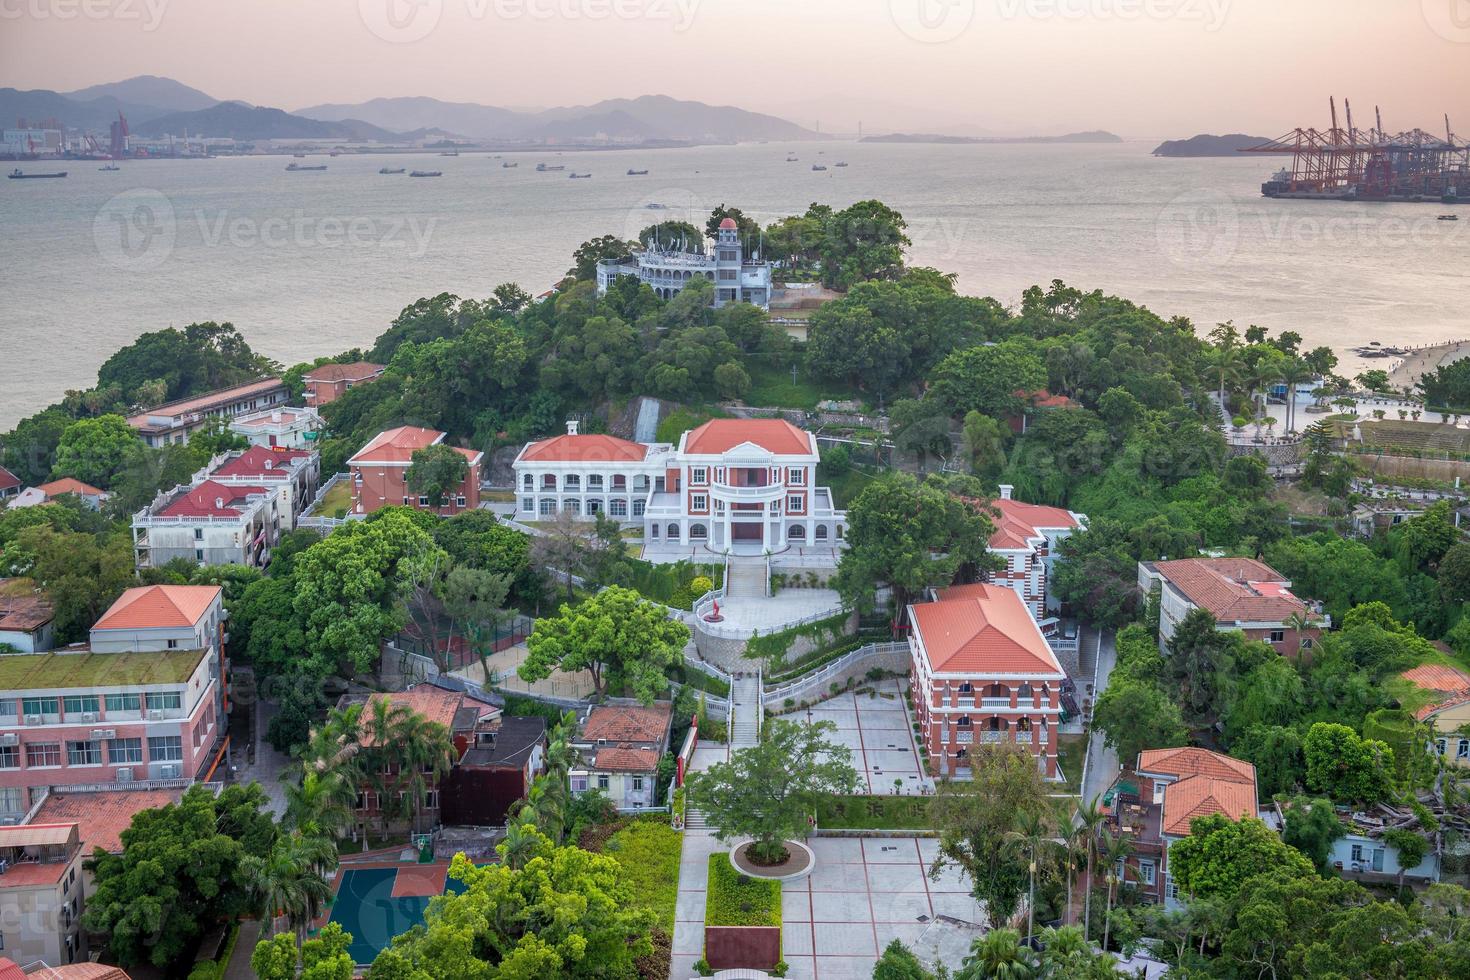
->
[[638, 219, 703, 251], [1165, 609, 1236, 724], [1168, 815, 1313, 901], [1303, 721, 1395, 804], [1092, 678, 1188, 767], [83, 784, 276, 969], [1384, 829, 1429, 893], [962, 411, 1009, 481], [873, 939, 936, 980], [687, 718, 859, 863], [819, 199, 910, 288], [955, 927, 1037, 980], [1439, 542, 1470, 604], [50, 413, 137, 488], [96, 321, 276, 402], [404, 442, 470, 507], [1, 407, 72, 485], [11, 525, 134, 642], [520, 585, 690, 701], [253, 922, 355, 980], [568, 234, 634, 281], [930, 341, 1048, 419], [1281, 796, 1344, 873], [242, 830, 335, 942]]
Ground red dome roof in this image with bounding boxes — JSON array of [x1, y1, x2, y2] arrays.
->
[[718, 217, 737, 230]]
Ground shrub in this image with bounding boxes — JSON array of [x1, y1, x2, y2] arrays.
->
[[706, 854, 781, 927], [694, 958, 713, 977], [690, 575, 714, 595]]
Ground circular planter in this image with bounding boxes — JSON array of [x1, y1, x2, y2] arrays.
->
[[729, 839, 814, 882]]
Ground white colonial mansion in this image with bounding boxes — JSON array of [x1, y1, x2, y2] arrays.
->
[[512, 418, 845, 555], [595, 217, 774, 309]]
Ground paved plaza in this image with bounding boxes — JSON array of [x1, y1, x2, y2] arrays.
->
[[786, 679, 935, 796]]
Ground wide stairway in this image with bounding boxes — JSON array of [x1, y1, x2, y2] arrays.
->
[[684, 669, 762, 833], [724, 559, 768, 599]]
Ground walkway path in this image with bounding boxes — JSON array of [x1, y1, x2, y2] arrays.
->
[[222, 918, 263, 980], [1080, 627, 1119, 808]]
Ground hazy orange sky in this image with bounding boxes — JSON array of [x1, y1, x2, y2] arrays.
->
[[4, 0, 1469, 138]]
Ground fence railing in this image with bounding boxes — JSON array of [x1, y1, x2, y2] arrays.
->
[[763, 641, 908, 704]]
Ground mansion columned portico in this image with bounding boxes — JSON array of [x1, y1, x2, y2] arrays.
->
[[511, 418, 846, 557]]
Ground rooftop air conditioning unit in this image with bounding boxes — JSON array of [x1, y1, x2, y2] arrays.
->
[[0, 733, 17, 746], [116, 768, 133, 783], [148, 710, 163, 721], [90, 729, 116, 741], [81, 712, 98, 723]]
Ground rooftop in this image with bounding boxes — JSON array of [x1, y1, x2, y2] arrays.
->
[[211, 446, 313, 479], [349, 426, 482, 467], [34, 477, 106, 499], [593, 745, 661, 772], [1136, 747, 1258, 838], [360, 687, 473, 741], [0, 647, 207, 691], [462, 716, 547, 768], [0, 580, 54, 632], [230, 406, 318, 429], [581, 702, 673, 744], [304, 361, 385, 383], [910, 584, 1064, 675], [0, 465, 19, 493], [31, 788, 186, 855], [520, 433, 650, 464], [156, 479, 269, 518], [1147, 557, 1319, 626], [94, 584, 221, 631], [983, 498, 1081, 550], [126, 378, 285, 428], [26, 965, 133, 980], [682, 418, 814, 457]]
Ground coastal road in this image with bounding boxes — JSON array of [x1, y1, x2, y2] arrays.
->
[[1080, 627, 1119, 808]]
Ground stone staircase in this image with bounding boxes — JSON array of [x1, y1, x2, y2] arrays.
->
[[730, 673, 761, 749], [724, 559, 768, 599]]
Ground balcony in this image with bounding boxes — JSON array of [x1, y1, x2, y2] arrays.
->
[[711, 480, 784, 504]]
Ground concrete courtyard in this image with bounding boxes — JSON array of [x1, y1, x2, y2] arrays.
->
[[786, 679, 935, 796]]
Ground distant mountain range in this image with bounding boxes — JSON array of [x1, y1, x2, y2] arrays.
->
[[861, 130, 1122, 144], [2, 77, 817, 144], [1152, 133, 1269, 157]]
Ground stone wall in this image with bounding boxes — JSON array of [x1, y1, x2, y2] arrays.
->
[[765, 643, 911, 711], [1228, 440, 1303, 466]]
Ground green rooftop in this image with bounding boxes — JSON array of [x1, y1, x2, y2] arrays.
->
[[0, 648, 207, 691]]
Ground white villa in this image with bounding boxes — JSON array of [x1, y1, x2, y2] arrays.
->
[[512, 418, 845, 556], [595, 217, 774, 309]]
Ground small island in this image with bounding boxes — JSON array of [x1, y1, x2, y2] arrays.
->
[[862, 130, 1122, 145], [1152, 133, 1269, 156]]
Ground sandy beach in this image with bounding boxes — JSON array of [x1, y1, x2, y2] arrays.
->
[[1388, 340, 1470, 390]]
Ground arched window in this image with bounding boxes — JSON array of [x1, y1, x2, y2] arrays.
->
[[987, 683, 1008, 699], [667, 523, 680, 540], [563, 498, 581, 515], [788, 525, 805, 540], [956, 716, 971, 728], [814, 525, 828, 541], [689, 523, 708, 540]]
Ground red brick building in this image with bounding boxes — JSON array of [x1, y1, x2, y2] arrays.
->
[[1138, 557, 1328, 655], [907, 583, 1067, 779], [347, 426, 482, 517], [303, 362, 385, 407]]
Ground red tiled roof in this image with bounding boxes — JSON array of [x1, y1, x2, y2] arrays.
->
[[36, 477, 106, 499], [0, 859, 70, 887], [0, 959, 24, 980], [594, 746, 661, 772], [683, 418, 813, 456], [1137, 746, 1256, 783], [718, 217, 737, 230], [1418, 693, 1470, 721], [93, 584, 220, 631], [304, 361, 384, 383], [349, 426, 480, 467], [1151, 558, 1318, 626], [0, 466, 19, 493], [984, 498, 1081, 550], [362, 688, 465, 742], [910, 584, 1063, 675], [28, 965, 133, 980], [1135, 746, 1258, 837], [1402, 664, 1470, 694], [32, 789, 185, 855], [582, 703, 673, 744], [126, 378, 284, 426], [1014, 389, 1079, 410], [521, 434, 649, 464], [211, 446, 312, 478], [158, 479, 268, 517], [0, 583, 53, 632]]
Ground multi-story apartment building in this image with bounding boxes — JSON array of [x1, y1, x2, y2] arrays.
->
[[512, 418, 846, 553], [302, 362, 385, 408], [347, 426, 482, 517], [131, 478, 280, 569], [0, 585, 227, 822], [1104, 747, 1259, 907], [907, 583, 1068, 779], [126, 379, 289, 448], [228, 405, 322, 449], [570, 702, 673, 811], [596, 218, 773, 309], [0, 823, 87, 966], [1137, 557, 1328, 654], [983, 488, 1085, 633], [207, 447, 320, 530]]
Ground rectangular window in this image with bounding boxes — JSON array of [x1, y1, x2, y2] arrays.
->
[[0, 700, 14, 717], [1164, 878, 1177, 901], [539, 498, 555, 516], [691, 494, 707, 511], [109, 738, 143, 764], [632, 500, 645, 517], [105, 694, 141, 713], [522, 474, 533, 489], [571, 775, 588, 792], [62, 696, 99, 715], [0, 746, 18, 769], [67, 741, 102, 766], [1269, 629, 1285, 643], [194, 527, 204, 540], [1139, 860, 1157, 886], [166, 639, 179, 649], [0, 787, 20, 814], [27, 743, 62, 767], [148, 735, 183, 762], [610, 499, 627, 517], [597, 774, 610, 791], [195, 549, 204, 562], [146, 692, 183, 712], [586, 475, 603, 490], [787, 495, 803, 513], [1459, 739, 1470, 760], [787, 468, 805, 485], [632, 776, 644, 791], [455, 495, 466, 508], [418, 495, 429, 507], [691, 467, 707, 484], [425, 790, 439, 810], [21, 697, 58, 717], [522, 497, 534, 512]]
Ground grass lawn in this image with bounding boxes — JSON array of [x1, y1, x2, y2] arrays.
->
[[744, 361, 852, 412], [706, 854, 782, 927], [318, 478, 353, 517], [1056, 734, 1085, 790], [481, 489, 516, 503], [815, 794, 933, 831], [604, 818, 682, 934], [657, 406, 728, 444], [822, 465, 882, 509]]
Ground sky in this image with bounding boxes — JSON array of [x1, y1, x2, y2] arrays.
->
[[4, 0, 1470, 139]]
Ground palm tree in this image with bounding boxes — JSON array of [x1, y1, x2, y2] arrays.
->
[[1005, 810, 1055, 946], [1099, 829, 1134, 952], [1073, 796, 1106, 939], [282, 770, 354, 843], [957, 927, 1038, 980], [1279, 356, 1313, 434], [395, 714, 456, 837], [1058, 806, 1088, 927], [1284, 610, 1313, 661], [1207, 344, 1246, 414], [1250, 358, 1282, 438], [243, 831, 335, 943], [519, 776, 566, 842], [499, 815, 543, 870]]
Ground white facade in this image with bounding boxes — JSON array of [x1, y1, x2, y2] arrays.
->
[[228, 406, 322, 449], [595, 219, 773, 309], [131, 481, 282, 570], [512, 419, 846, 555]]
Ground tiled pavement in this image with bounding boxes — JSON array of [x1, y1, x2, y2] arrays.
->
[[800, 680, 934, 797]]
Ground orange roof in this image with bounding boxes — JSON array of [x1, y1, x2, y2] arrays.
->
[[1402, 664, 1470, 694], [32, 789, 185, 855], [28, 965, 132, 980], [0, 580, 53, 632], [304, 361, 384, 383], [348, 426, 482, 467], [0, 959, 24, 980], [0, 465, 19, 493], [362, 688, 466, 742], [93, 584, 221, 631], [126, 378, 284, 426], [910, 584, 1063, 675], [682, 418, 813, 456], [582, 703, 673, 744], [1159, 773, 1258, 837], [1150, 558, 1318, 626], [521, 433, 649, 464], [984, 498, 1080, 550], [0, 859, 70, 888], [1137, 746, 1256, 783], [36, 477, 106, 499], [594, 746, 661, 772]]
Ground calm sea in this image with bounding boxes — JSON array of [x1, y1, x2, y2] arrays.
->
[[2, 141, 1466, 428]]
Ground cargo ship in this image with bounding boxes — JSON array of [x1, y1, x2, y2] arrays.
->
[[286, 162, 327, 172], [8, 168, 67, 178], [536, 163, 565, 172], [410, 170, 442, 177]]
